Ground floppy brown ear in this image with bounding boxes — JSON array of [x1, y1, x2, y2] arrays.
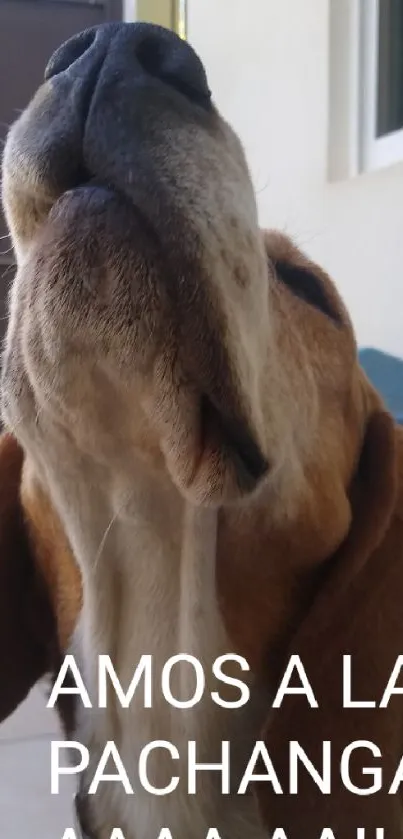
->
[[258, 408, 403, 834], [0, 433, 55, 722]]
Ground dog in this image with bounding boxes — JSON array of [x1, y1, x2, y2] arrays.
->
[[1, 21, 403, 839]]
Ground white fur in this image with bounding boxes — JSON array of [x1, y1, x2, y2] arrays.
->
[[32, 440, 270, 839]]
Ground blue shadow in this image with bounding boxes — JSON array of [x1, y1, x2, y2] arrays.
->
[[359, 348, 403, 425]]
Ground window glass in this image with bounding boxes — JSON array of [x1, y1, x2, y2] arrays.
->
[[377, 0, 403, 136]]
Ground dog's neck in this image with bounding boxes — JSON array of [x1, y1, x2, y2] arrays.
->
[[21, 438, 355, 838], [78, 480, 226, 687], [23, 431, 352, 684], [25, 444, 230, 666]]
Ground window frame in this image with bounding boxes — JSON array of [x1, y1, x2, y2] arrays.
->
[[328, 0, 403, 180], [360, 0, 403, 172], [124, 0, 187, 38]]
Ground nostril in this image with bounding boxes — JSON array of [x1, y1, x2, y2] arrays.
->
[[136, 29, 211, 107], [44, 28, 98, 80], [44, 22, 211, 109]]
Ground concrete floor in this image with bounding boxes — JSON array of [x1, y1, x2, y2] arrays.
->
[[0, 683, 75, 838]]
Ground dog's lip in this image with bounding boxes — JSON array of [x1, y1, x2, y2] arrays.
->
[[51, 179, 160, 250], [48, 177, 117, 215], [199, 394, 270, 487]]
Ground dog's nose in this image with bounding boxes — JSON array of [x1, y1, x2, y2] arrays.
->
[[45, 22, 211, 109]]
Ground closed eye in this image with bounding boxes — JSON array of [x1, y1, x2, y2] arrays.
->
[[274, 258, 343, 325]]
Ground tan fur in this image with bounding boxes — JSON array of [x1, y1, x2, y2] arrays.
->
[[21, 463, 81, 651]]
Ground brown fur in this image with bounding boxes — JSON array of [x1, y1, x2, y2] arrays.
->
[[21, 465, 81, 652], [0, 434, 55, 721], [260, 412, 403, 834]]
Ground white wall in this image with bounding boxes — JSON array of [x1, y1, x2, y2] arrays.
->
[[188, 0, 403, 356]]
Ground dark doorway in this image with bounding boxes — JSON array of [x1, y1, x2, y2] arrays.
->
[[0, 0, 123, 350]]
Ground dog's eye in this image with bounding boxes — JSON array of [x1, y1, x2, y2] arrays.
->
[[273, 259, 342, 325]]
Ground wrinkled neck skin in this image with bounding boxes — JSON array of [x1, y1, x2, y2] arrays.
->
[[24, 435, 273, 839], [20, 408, 356, 839], [22, 404, 354, 682]]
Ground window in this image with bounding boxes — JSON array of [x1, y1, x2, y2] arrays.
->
[[125, 0, 187, 38], [329, 0, 403, 179], [360, 0, 403, 171]]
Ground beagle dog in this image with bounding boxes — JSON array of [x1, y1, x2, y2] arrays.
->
[[1, 21, 403, 839]]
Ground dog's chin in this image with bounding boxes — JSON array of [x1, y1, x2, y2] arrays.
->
[[1, 344, 268, 509], [145, 384, 269, 507], [2, 165, 269, 509]]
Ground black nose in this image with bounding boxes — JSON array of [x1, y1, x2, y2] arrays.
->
[[45, 22, 211, 108]]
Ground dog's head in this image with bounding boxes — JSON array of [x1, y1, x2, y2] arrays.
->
[[1, 22, 371, 514], [0, 31, 401, 829]]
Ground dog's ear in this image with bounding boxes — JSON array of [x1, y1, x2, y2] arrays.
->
[[257, 407, 403, 833], [0, 433, 56, 723]]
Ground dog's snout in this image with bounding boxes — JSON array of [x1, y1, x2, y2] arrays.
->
[[134, 27, 211, 106], [3, 20, 216, 260], [45, 22, 211, 109], [45, 29, 98, 79]]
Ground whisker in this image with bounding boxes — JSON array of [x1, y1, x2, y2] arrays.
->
[[293, 230, 327, 249], [255, 178, 270, 196], [0, 264, 16, 280], [93, 492, 133, 573]]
